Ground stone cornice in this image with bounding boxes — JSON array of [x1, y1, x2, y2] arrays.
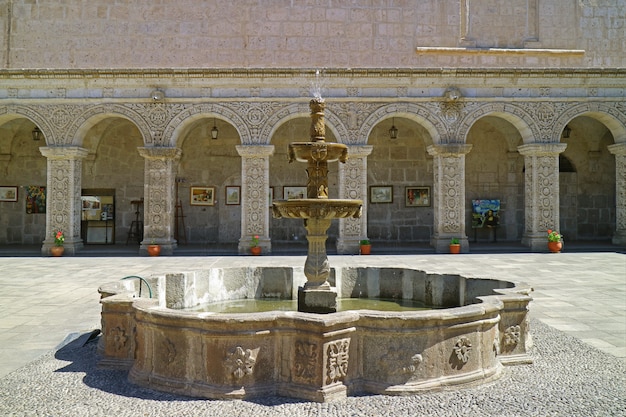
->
[[0, 67, 624, 80]]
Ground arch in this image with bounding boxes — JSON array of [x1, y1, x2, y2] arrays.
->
[[0, 105, 57, 145], [68, 104, 151, 146], [358, 103, 443, 145], [165, 103, 251, 146], [553, 102, 626, 144], [457, 103, 536, 144]]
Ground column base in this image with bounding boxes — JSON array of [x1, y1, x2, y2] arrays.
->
[[521, 234, 547, 252], [335, 237, 360, 254], [612, 231, 626, 246], [431, 235, 469, 254], [42, 239, 83, 256], [140, 241, 177, 256], [297, 286, 337, 314]]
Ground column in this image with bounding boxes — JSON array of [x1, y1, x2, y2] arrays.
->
[[427, 144, 473, 253], [517, 143, 567, 252], [608, 143, 626, 246], [138, 147, 181, 255], [336, 145, 373, 254], [39, 146, 89, 255], [236, 145, 274, 254]]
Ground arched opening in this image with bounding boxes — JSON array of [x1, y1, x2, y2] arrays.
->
[[466, 116, 525, 242], [366, 117, 432, 244], [0, 117, 48, 245]]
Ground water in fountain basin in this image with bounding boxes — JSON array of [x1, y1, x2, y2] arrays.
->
[[181, 298, 433, 313]]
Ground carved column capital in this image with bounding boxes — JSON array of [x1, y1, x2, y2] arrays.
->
[[608, 143, 626, 156], [137, 146, 182, 160], [427, 144, 473, 157], [236, 145, 275, 158], [517, 143, 567, 156], [39, 146, 89, 160]]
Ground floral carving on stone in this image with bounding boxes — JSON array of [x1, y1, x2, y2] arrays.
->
[[163, 339, 177, 364], [294, 340, 318, 381], [453, 337, 472, 364], [325, 338, 350, 385], [110, 326, 128, 352], [504, 325, 521, 347], [224, 346, 258, 381]]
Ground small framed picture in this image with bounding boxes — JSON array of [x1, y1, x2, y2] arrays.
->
[[0, 186, 18, 202], [225, 186, 241, 205], [190, 186, 215, 206], [283, 186, 306, 200], [405, 186, 430, 207], [269, 187, 274, 206], [369, 186, 393, 204]]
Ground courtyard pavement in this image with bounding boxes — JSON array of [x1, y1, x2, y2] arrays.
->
[[0, 248, 624, 380]]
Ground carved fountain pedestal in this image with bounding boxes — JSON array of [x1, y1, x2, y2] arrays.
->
[[272, 98, 362, 313]]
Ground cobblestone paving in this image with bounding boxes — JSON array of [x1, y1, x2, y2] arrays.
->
[[0, 319, 624, 417]]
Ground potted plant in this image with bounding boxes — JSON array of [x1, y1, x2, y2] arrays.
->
[[359, 239, 371, 255], [547, 229, 564, 253], [449, 238, 461, 254], [147, 239, 161, 256], [51, 231, 65, 257], [250, 235, 261, 255]]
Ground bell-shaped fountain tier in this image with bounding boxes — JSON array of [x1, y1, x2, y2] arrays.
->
[[272, 98, 362, 313]]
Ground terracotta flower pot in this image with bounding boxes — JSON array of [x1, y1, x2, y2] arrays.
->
[[360, 244, 371, 255], [147, 245, 161, 256], [250, 246, 262, 256], [449, 244, 461, 254], [548, 241, 563, 253], [50, 246, 64, 257]]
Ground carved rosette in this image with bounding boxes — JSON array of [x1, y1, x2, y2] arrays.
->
[[294, 340, 318, 383], [325, 338, 350, 385], [224, 346, 259, 381], [453, 337, 472, 364], [504, 325, 522, 348]]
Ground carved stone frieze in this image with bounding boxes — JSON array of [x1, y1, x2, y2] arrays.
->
[[504, 325, 522, 347], [325, 338, 350, 385], [110, 326, 128, 352]]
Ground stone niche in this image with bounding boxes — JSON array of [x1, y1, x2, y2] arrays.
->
[[98, 267, 533, 402]]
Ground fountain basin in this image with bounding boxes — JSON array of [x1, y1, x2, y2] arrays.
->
[[272, 199, 362, 220], [98, 266, 532, 402]]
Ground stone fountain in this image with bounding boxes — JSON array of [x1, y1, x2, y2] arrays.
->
[[272, 98, 362, 313]]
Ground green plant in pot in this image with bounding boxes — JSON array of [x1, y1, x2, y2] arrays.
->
[[449, 237, 461, 254], [359, 239, 371, 255]]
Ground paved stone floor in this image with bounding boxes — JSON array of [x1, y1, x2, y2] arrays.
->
[[0, 251, 624, 416]]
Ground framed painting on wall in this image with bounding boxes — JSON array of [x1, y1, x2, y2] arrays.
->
[[190, 186, 215, 206], [405, 186, 430, 207], [26, 186, 46, 213], [369, 186, 393, 203], [283, 186, 306, 200], [0, 186, 18, 202], [225, 186, 241, 205]]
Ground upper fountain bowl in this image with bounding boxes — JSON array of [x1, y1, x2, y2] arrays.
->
[[288, 142, 348, 164]]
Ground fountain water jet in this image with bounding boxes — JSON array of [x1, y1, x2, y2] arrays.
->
[[272, 98, 362, 313]]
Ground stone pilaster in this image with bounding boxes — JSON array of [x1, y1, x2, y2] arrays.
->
[[39, 146, 89, 256], [427, 144, 473, 253], [137, 147, 182, 255], [336, 145, 373, 254], [517, 143, 568, 252], [236, 145, 275, 254], [608, 143, 626, 246]]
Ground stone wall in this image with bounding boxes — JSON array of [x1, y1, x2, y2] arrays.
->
[[0, 0, 622, 69]]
